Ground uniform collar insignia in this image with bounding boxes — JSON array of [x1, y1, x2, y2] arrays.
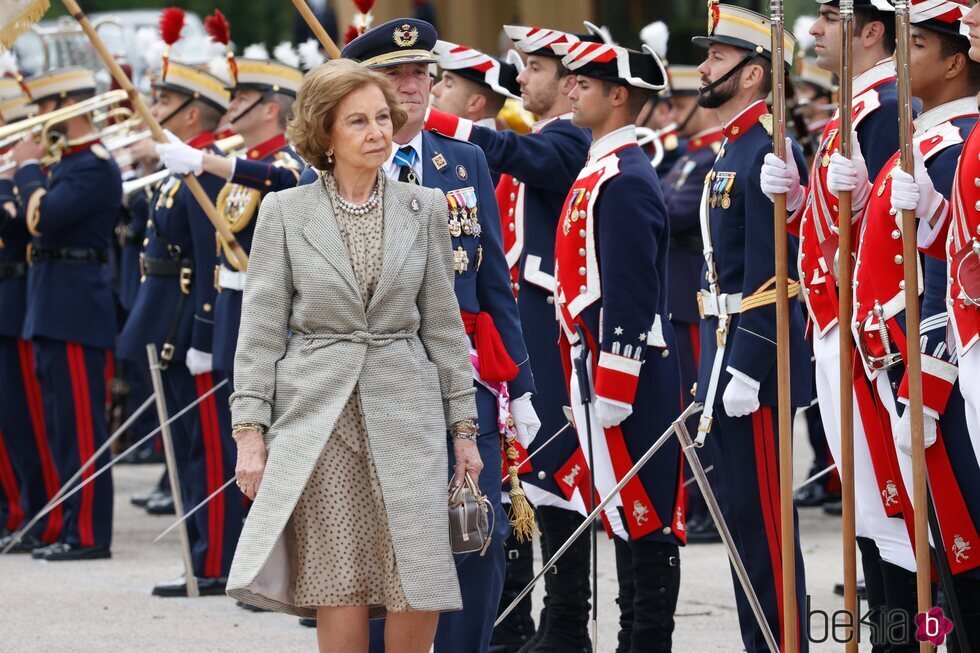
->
[[723, 99, 767, 142], [246, 133, 289, 160]]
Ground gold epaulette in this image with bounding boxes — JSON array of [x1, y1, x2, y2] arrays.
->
[[740, 275, 801, 313]]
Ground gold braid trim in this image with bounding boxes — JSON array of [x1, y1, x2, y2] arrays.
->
[[26, 188, 46, 236], [739, 276, 801, 313]]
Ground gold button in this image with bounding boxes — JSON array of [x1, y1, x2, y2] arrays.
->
[[265, 180, 272, 187], [731, 126, 739, 136], [142, 238, 149, 246], [203, 303, 212, 312], [147, 220, 153, 228]]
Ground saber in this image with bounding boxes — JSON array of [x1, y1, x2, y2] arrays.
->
[[794, 463, 837, 493], [153, 475, 237, 544], [494, 403, 695, 628], [683, 464, 714, 487], [2, 377, 229, 554], [1, 392, 157, 554], [674, 410, 780, 653], [501, 422, 573, 482]]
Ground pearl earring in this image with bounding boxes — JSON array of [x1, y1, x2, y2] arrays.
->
[[326, 148, 334, 164]]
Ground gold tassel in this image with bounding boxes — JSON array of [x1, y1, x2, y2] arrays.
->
[[0, 0, 50, 49], [503, 439, 538, 542]]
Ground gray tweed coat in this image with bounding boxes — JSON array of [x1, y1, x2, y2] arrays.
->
[[226, 176, 477, 616]]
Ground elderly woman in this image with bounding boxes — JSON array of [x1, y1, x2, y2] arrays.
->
[[225, 59, 482, 653]]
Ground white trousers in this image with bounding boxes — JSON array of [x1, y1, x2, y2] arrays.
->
[[814, 326, 916, 571]]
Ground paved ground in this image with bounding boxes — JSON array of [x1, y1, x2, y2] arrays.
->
[[0, 425, 914, 652]]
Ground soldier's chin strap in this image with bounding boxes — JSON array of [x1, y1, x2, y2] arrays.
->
[[230, 91, 272, 126], [158, 96, 197, 129], [698, 49, 760, 98]]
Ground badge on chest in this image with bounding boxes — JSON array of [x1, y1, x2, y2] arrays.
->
[[562, 187, 589, 235], [709, 171, 735, 209], [446, 187, 481, 238], [155, 178, 182, 210], [217, 183, 261, 233]]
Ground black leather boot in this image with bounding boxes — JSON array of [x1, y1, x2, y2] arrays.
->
[[614, 537, 636, 653], [624, 540, 680, 653], [525, 505, 591, 653], [880, 560, 923, 652], [856, 537, 889, 653], [490, 532, 536, 653], [945, 575, 980, 653]]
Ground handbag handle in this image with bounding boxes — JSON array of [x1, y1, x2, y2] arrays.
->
[[448, 472, 481, 507]]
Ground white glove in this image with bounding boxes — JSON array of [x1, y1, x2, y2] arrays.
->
[[893, 407, 938, 456], [722, 372, 760, 418], [889, 148, 944, 221], [185, 347, 213, 376], [826, 133, 871, 212], [509, 393, 541, 448], [760, 137, 806, 212], [595, 397, 632, 429], [156, 129, 204, 176]]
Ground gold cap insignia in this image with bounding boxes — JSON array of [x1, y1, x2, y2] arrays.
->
[[393, 24, 419, 48]]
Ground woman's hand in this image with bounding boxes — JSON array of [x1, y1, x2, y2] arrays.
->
[[452, 437, 483, 488], [235, 430, 267, 501]]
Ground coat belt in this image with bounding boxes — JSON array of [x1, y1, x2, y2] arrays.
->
[[300, 330, 415, 352]]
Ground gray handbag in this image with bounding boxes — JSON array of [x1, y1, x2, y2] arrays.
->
[[448, 473, 493, 556]]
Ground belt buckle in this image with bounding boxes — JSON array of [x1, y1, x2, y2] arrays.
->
[[214, 265, 221, 293], [697, 292, 705, 319], [160, 343, 175, 368], [179, 266, 192, 295]]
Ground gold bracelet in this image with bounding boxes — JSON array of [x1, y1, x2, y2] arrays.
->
[[450, 419, 479, 440], [232, 423, 266, 441]]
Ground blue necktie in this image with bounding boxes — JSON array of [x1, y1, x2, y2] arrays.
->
[[394, 145, 419, 184]]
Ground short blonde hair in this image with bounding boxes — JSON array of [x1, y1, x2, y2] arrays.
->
[[288, 59, 407, 171]]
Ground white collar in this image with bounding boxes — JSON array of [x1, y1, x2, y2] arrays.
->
[[386, 130, 424, 171], [913, 97, 980, 133], [854, 58, 896, 97], [588, 124, 636, 162], [532, 112, 574, 134], [475, 117, 497, 130]]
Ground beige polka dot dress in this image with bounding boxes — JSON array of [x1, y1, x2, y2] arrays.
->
[[287, 172, 410, 617]]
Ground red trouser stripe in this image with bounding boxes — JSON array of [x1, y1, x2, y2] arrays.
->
[[689, 323, 701, 370], [196, 373, 224, 578], [753, 408, 786, 652], [66, 343, 96, 547], [18, 340, 61, 542], [0, 430, 24, 531], [103, 350, 115, 412]]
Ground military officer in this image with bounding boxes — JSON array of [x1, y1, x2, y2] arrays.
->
[[156, 56, 304, 379], [694, 7, 811, 651], [4, 68, 121, 561], [116, 60, 240, 596], [547, 38, 685, 651], [340, 19, 539, 653], [0, 92, 62, 553], [426, 27, 594, 653], [761, 0, 915, 640], [887, 2, 980, 643]]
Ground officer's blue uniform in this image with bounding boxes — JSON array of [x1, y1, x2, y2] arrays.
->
[[661, 128, 723, 400], [117, 132, 241, 580], [695, 100, 811, 653], [213, 135, 302, 375], [14, 139, 121, 551], [0, 178, 62, 544], [116, 184, 162, 458], [652, 130, 687, 180]]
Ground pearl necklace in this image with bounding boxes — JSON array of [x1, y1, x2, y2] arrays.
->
[[335, 185, 380, 216]]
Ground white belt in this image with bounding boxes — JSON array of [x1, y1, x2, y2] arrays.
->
[[697, 290, 742, 318], [218, 266, 247, 291]]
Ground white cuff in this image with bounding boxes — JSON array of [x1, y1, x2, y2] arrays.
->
[[726, 366, 761, 391]]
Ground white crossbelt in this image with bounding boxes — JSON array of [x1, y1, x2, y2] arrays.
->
[[696, 144, 735, 443], [218, 266, 247, 291]]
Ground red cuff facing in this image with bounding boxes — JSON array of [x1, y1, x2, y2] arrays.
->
[[899, 355, 957, 414], [595, 351, 642, 406], [424, 108, 473, 141]]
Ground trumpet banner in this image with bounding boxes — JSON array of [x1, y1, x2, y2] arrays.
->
[[0, 0, 48, 49]]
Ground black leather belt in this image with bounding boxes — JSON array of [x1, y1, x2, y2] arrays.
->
[[670, 233, 704, 254], [29, 246, 108, 265], [0, 262, 26, 279], [141, 256, 186, 277]]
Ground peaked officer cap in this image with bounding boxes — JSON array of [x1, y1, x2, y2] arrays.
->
[[342, 18, 438, 69], [693, 4, 797, 67]]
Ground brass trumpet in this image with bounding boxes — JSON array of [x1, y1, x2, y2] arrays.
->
[[121, 133, 245, 199]]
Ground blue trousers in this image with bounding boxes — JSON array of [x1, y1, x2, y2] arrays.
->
[[0, 337, 62, 541], [704, 408, 808, 653], [162, 364, 241, 578], [370, 430, 507, 653], [120, 354, 162, 453], [33, 337, 113, 548]]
